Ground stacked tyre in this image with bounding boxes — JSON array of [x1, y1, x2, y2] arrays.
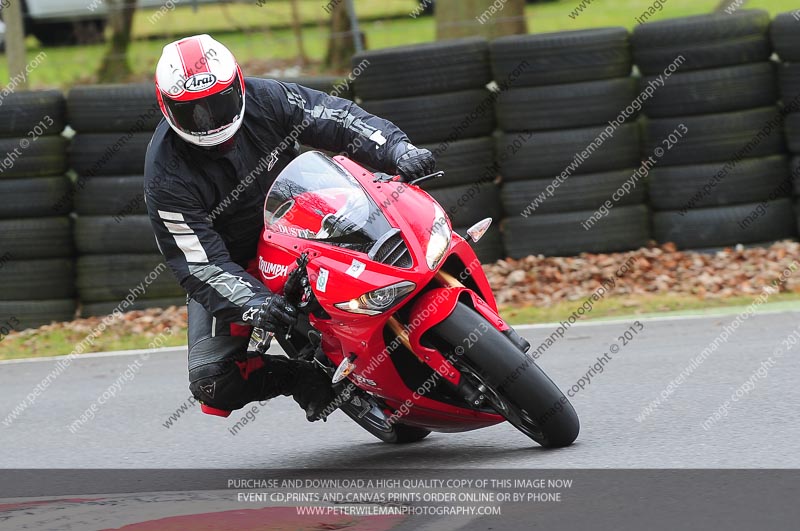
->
[[351, 38, 504, 262], [637, 10, 796, 249], [771, 12, 800, 233], [491, 28, 649, 258], [0, 91, 77, 329], [67, 84, 183, 317]]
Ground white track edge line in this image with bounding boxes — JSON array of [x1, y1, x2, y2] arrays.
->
[[0, 346, 187, 365]]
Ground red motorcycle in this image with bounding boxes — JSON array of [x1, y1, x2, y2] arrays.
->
[[253, 151, 579, 447]]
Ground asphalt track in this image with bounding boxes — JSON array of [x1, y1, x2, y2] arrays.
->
[[1, 310, 799, 529]]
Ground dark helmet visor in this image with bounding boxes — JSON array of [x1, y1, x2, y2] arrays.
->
[[164, 74, 243, 136]]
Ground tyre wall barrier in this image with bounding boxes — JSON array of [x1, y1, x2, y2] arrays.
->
[[65, 83, 183, 318], [490, 27, 649, 258], [638, 10, 796, 250], [353, 37, 504, 263], [772, 13, 800, 240], [63, 76, 351, 320], [4, 11, 800, 327], [0, 90, 76, 329]]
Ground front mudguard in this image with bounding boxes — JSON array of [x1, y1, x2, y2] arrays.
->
[[405, 287, 513, 386]]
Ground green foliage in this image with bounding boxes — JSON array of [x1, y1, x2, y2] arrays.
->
[[3, 0, 798, 88]]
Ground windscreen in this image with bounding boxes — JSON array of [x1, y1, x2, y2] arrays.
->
[[264, 151, 393, 252]]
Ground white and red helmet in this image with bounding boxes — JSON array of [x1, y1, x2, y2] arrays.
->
[[155, 34, 246, 147]]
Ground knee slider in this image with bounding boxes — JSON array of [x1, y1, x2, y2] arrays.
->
[[189, 360, 251, 412]]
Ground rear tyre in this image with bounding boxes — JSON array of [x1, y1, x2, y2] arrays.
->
[[0, 217, 73, 259], [70, 133, 152, 176], [360, 90, 495, 145], [74, 215, 159, 255], [74, 175, 145, 216], [496, 77, 638, 131], [67, 83, 160, 133], [428, 183, 502, 227], [0, 90, 66, 136], [771, 12, 800, 62], [76, 254, 182, 303], [497, 124, 641, 181], [0, 259, 75, 300], [433, 303, 579, 447], [640, 63, 777, 118], [0, 137, 67, 178], [501, 169, 645, 215], [419, 137, 495, 190], [0, 177, 72, 217], [786, 113, 800, 153], [653, 199, 797, 249], [502, 205, 650, 258], [647, 155, 791, 210], [352, 38, 490, 100], [631, 10, 771, 75], [643, 107, 784, 167], [0, 300, 77, 330], [779, 63, 800, 103], [489, 28, 631, 87]]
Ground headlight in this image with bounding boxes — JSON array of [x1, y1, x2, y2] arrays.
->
[[335, 281, 416, 315], [426, 204, 451, 270]]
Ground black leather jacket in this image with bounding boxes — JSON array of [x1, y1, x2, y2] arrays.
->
[[144, 77, 409, 322]]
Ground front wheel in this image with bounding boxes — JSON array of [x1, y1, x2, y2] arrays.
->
[[432, 302, 579, 448]]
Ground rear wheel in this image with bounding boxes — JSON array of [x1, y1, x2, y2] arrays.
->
[[432, 303, 579, 447], [339, 388, 431, 444]]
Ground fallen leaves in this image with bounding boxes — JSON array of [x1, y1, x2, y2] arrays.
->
[[6, 240, 800, 341], [7, 306, 188, 348], [485, 240, 800, 307]]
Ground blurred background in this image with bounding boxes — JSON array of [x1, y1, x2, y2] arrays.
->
[[0, 0, 795, 86], [2, 0, 800, 354]]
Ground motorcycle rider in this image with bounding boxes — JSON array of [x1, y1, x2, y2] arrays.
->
[[145, 34, 435, 422]]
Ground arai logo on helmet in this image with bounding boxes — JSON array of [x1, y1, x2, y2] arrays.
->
[[184, 73, 218, 92]]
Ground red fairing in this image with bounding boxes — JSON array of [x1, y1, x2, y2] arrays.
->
[[406, 286, 511, 387], [253, 151, 510, 432]]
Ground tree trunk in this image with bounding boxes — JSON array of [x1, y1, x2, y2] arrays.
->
[[97, 0, 137, 83], [289, 0, 309, 67], [3, 0, 28, 90], [324, 1, 355, 71], [436, 0, 527, 40]]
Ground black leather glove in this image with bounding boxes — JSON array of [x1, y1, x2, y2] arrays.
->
[[241, 294, 298, 332], [392, 142, 435, 182]]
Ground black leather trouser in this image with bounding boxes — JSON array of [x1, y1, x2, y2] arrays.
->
[[187, 298, 295, 413]]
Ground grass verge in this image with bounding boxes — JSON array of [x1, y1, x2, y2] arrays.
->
[[501, 291, 800, 325], [4, 0, 798, 88], [3, 291, 800, 360], [0, 328, 187, 361]]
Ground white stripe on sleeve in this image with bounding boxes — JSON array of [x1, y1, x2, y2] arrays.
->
[[164, 221, 193, 234], [158, 210, 185, 222], [172, 234, 209, 263]]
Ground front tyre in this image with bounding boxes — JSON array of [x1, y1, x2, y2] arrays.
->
[[433, 302, 579, 448]]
